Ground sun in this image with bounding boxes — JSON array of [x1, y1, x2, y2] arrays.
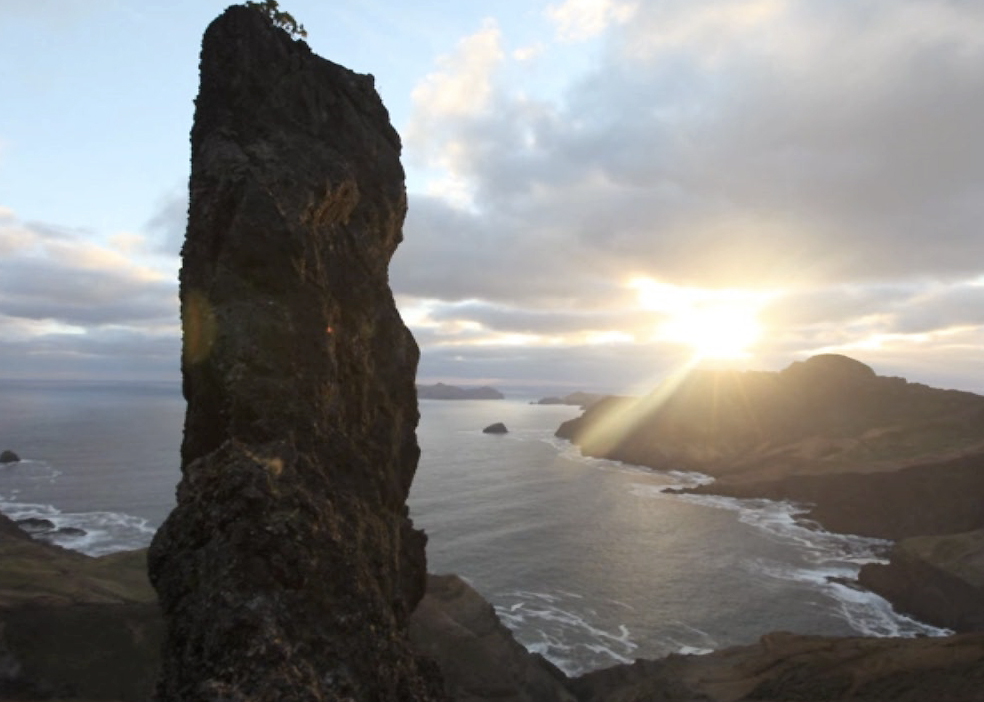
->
[[659, 303, 762, 359], [630, 277, 770, 360]]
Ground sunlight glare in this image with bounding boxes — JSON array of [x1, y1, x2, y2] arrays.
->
[[630, 277, 773, 360]]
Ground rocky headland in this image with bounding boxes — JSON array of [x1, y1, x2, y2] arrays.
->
[[557, 353, 984, 637], [417, 383, 505, 400]]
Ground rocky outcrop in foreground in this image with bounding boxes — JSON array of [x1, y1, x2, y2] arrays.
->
[[147, 6, 441, 701], [3, 513, 984, 701]]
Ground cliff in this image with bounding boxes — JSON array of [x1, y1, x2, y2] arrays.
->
[[146, 6, 442, 700]]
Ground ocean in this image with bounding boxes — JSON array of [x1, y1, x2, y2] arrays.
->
[[0, 380, 948, 676]]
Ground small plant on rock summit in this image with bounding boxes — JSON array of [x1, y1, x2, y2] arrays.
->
[[245, 0, 307, 39]]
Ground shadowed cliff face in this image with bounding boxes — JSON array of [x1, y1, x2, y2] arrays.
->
[[148, 6, 444, 701]]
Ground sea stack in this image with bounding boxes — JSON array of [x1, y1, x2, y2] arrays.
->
[[148, 6, 443, 701]]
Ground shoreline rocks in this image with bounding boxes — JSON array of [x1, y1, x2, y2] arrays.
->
[[0, 450, 20, 464], [482, 423, 508, 434]]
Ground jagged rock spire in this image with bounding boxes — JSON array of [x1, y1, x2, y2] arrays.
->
[[148, 6, 444, 700]]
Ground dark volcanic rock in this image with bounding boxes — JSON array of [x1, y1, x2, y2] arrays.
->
[[0, 451, 19, 464], [417, 383, 505, 400], [15, 518, 56, 534], [53, 527, 86, 538], [148, 6, 443, 701], [409, 575, 575, 702], [482, 423, 508, 434], [858, 529, 984, 632]]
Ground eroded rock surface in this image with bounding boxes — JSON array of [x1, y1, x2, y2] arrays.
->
[[147, 6, 443, 701]]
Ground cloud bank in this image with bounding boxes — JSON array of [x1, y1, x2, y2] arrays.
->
[[391, 0, 984, 391]]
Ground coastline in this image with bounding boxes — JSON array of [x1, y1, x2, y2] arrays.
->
[[556, 435, 984, 637]]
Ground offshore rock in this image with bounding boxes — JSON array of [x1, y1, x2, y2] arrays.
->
[[148, 6, 443, 702]]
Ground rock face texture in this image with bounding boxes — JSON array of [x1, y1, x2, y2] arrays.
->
[[147, 6, 442, 701]]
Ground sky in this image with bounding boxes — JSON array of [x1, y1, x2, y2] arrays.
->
[[2, 0, 983, 394]]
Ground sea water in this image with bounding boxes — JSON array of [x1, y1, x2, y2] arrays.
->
[[0, 380, 949, 676]]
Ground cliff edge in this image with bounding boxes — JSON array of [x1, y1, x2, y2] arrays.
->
[[147, 6, 443, 700]]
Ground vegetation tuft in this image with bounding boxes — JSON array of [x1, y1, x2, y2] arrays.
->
[[245, 0, 307, 39]]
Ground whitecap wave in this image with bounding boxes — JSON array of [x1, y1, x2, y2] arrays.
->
[[0, 495, 156, 557], [553, 438, 953, 642], [641, 485, 952, 639], [493, 589, 638, 676]]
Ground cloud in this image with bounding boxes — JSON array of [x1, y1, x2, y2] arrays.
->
[[545, 0, 637, 42], [393, 0, 984, 389], [0, 212, 180, 379], [400, 0, 984, 293]]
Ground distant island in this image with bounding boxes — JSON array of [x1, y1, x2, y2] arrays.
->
[[416, 383, 504, 400], [557, 353, 984, 634], [533, 391, 604, 408]]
